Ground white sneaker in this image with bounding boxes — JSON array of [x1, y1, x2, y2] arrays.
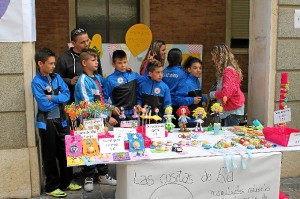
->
[[84, 177, 94, 192], [98, 174, 117, 186]]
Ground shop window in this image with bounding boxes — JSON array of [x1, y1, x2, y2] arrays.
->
[[226, 0, 250, 52], [76, 0, 140, 43]]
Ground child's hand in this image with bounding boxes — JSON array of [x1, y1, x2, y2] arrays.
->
[[112, 107, 121, 116], [202, 102, 207, 108], [126, 67, 132, 72], [46, 95, 52, 101], [108, 117, 118, 126], [194, 97, 202, 104]]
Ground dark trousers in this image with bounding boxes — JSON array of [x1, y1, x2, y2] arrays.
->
[[39, 119, 73, 192], [222, 114, 243, 126], [82, 164, 109, 177]]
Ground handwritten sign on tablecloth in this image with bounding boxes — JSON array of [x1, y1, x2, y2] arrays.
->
[[116, 152, 281, 199]]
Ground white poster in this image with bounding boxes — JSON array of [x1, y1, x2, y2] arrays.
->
[[100, 43, 203, 77], [0, 0, 36, 42], [116, 152, 281, 199]]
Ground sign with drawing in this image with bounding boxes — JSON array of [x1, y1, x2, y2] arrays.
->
[[116, 152, 281, 199]]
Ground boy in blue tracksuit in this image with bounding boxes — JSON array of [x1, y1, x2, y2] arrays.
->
[[103, 50, 144, 124], [137, 60, 171, 118], [174, 56, 207, 125], [74, 48, 117, 186], [31, 48, 81, 197]]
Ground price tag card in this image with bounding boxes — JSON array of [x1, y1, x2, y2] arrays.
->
[[113, 127, 136, 141], [83, 118, 105, 131], [73, 129, 98, 139], [145, 123, 165, 138], [120, 120, 138, 128], [98, 137, 125, 154], [274, 108, 291, 124], [287, 133, 300, 146]]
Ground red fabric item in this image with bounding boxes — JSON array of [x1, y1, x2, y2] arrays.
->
[[94, 78, 105, 102], [279, 191, 289, 199], [215, 67, 245, 111]]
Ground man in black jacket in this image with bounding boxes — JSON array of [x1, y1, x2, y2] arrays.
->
[[55, 28, 103, 103]]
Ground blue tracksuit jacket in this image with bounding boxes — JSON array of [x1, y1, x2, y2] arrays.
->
[[175, 74, 207, 121], [74, 73, 105, 104], [162, 65, 188, 106], [137, 77, 171, 118], [31, 71, 70, 129], [103, 70, 144, 115]]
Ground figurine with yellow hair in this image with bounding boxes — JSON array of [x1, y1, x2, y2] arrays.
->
[[210, 103, 223, 125], [192, 107, 207, 132], [163, 106, 175, 132]]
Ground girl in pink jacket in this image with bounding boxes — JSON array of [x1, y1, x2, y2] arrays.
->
[[209, 44, 245, 126]]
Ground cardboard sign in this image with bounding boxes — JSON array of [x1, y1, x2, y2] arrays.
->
[[73, 129, 98, 139], [121, 120, 139, 128], [287, 133, 300, 146], [145, 123, 165, 138], [83, 118, 105, 132], [274, 108, 291, 124], [116, 152, 282, 199], [98, 138, 125, 153], [114, 127, 136, 141], [125, 24, 152, 57]]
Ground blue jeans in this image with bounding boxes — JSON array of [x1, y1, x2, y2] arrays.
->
[[223, 114, 243, 126]]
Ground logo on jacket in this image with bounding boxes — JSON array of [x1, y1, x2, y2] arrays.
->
[[154, 88, 161, 94], [117, 77, 123, 84]]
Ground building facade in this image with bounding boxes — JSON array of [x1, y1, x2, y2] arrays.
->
[[0, 0, 299, 198]]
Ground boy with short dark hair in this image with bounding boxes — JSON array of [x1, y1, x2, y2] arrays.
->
[[137, 59, 171, 118], [31, 48, 81, 198], [103, 50, 144, 124], [74, 48, 117, 186]]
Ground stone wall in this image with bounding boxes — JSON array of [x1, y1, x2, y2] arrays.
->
[[0, 42, 40, 198], [278, 0, 300, 178]]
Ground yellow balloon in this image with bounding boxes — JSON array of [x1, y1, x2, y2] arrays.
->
[[89, 34, 103, 58], [125, 24, 152, 57]]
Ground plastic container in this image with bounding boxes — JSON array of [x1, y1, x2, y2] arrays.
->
[[263, 126, 300, 147]]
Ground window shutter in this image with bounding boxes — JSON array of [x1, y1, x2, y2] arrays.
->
[[231, 0, 250, 39]]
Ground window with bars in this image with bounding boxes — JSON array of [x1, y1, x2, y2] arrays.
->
[[76, 0, 140, 43]]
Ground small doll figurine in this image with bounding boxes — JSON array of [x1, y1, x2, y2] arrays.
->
[[146, 105, 152, 124], [176, 106, 191, 132], [132, 105, 139, 119], [151, 107, 162, 123], [210, 103, 223, 125], [119, 106, 126, 120], [192, 107, 207, 132], [164, 106, 175, 132], [139, 104, 148, 126]]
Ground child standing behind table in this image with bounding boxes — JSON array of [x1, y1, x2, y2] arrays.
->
[[209, 44, 245, 126], [74, 48, 117, 187], [137, 60, 171, 119], [103, 50, 144, 125], [174, 56, 207, 126], [162, 48, 188, 111], [31, 48, 81, 198]]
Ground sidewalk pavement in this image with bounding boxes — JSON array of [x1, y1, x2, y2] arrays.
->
[[30, 177, 300, 199]]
